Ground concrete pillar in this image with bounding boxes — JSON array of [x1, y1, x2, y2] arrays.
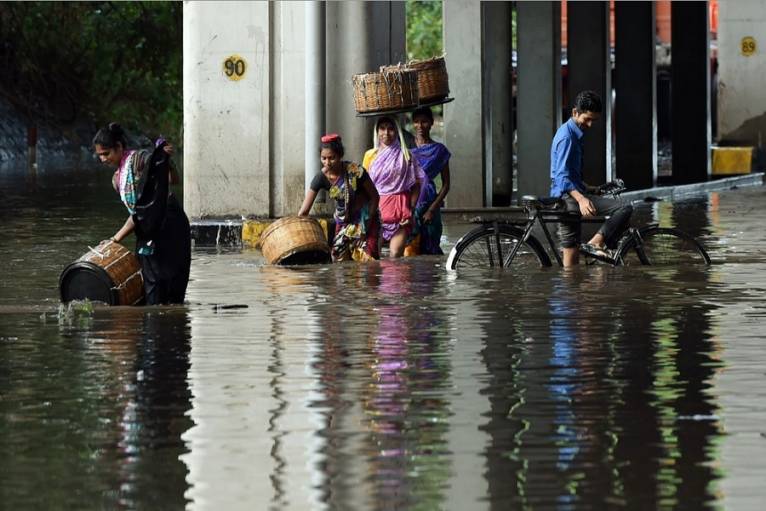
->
[[567, 1, 612, 184], [717, 0, 766, 153], [183, 1, 272, 218], [614, 1, 657, 190], [443, 0, 484, 207], [305, 2, 326, 195], [272, 2, 310, 218], [481, 2, 514, 206], [184, 2, 406, 220], [516, 1, 562, 199], [671, 1, 711, 184]]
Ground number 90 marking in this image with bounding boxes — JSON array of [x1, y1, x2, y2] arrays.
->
[[223, 55, 247, 81], [741, 37, 756, 57]]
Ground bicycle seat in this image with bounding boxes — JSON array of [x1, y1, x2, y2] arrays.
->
[[521, 195, 564, 210]]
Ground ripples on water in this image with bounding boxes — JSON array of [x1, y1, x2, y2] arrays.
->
[[2, 167, 766, 510]]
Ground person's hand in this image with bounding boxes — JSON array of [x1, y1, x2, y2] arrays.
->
[[422, 209, 434, 224], [163, 143, 174, 156], [577, 196, 596, 217]]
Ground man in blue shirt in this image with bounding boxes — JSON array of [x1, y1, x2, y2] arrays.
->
[[550, 90, 633, 266]]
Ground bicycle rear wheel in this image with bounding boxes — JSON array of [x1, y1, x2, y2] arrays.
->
[[617, 227, 711, 266], [446, 224, 551, 270]]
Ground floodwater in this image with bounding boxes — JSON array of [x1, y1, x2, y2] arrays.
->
[[2, 164, 766, 510]]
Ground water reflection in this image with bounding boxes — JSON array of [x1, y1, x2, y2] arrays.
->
[[0, 307, 192, 509], [468, 265, 722, 509], [3, 165, 766, 510]]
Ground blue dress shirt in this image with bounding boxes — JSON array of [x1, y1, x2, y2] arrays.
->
[[550, 118, 586, 198]]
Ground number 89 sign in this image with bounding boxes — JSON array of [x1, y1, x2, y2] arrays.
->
[[223, 55, 247, 81]]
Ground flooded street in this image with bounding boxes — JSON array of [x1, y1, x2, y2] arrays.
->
[[2, 165, 766, 510]]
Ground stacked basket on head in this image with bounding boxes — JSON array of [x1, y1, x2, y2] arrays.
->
[[406, 56, 450, 104], [352, 56, 450, 114]]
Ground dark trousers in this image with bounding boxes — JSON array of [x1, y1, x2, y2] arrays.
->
[[559, 194, 633, 249], [137, 194, 191, 305], [140, 253, 189, 305]]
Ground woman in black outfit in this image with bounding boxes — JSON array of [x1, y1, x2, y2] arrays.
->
[[93, 123, 191, 304]]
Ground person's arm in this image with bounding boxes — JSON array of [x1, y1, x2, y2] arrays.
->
[[409, 180, 421, 210], [569, 189, 596, 217], [298, 189, 318, 216], [163, 143, 180, 184], [111, 216, 135, 243], [423, 163, 450, 223], [168, 160, 180, 185], [552, 138, 595, 216]]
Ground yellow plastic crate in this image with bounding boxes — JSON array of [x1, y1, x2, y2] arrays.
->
[[712, 146, 753, 175]]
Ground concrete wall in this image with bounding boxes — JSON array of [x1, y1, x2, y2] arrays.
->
[[516, 1, 562, 199], [717, 0, 766, 149], [443, 0, 484, 208], [183, 1, 271, 219], [183, 1, 405, 220]]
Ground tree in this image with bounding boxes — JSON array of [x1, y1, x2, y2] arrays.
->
[[406, 1, 443, 62], [0, 2, 182, 142]]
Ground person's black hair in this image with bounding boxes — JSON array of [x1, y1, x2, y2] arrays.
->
[[92, 122, 128, 149], [412, 106, 433, 122], [574, 90, 602, 114], [320, 136, 344, 158], [376, 116, 396, 130]]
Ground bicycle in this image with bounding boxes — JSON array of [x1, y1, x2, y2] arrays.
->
[[445, 179, 711, 271]]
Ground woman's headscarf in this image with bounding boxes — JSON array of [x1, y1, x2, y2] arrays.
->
[[368, 117, 424, 196]]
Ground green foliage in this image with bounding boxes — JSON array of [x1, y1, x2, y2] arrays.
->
[[406, 1, 443, 61], [0, 2, 182, 142]]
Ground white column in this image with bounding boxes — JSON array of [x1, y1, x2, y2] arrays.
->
[[305, 2, 326, 195], [717, 0, 766, 145], [183, 1, 271, 218], [443, 0, 484, 207]]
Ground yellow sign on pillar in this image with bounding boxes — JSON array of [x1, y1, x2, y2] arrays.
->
[[741, 36, 756, 57], [223, 55, 247, 81]]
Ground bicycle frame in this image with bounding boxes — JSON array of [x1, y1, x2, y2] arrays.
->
[[503, 207, 610, 267]]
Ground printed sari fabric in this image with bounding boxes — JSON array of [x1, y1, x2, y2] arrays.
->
[[311, 161, 380, 262], [412, 142, 451, 255], [112, 149, 145, 214], [365, 139, 425, 241]]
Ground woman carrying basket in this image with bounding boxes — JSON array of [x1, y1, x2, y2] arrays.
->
[[298, 134, 380, 262], [93, 123, 191, 305], [363, 116, 425, 258]]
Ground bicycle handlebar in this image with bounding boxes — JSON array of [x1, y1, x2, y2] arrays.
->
[[596, 179, 626, 196]]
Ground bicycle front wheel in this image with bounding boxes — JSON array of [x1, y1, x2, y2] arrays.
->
[[617, 227, 711, 266], [446, 224, 551, 271]]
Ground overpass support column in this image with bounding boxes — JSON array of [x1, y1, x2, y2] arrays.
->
[[443, 0, 484, 207], [671, 1, 711, 184], [567, 1, 612, 184], [516, 1, 562, 199], [481, 2, 513, 206], [614, 1, 657, 190]]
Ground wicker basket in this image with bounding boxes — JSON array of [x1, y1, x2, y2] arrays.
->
[[352, 67, 419, 113], [260, 216, 330, 265], [408, 56, 449, 102]]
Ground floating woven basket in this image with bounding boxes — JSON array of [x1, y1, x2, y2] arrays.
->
[[259, 216, 330, 265], [408, 56, 449, 102], [352, 66, 419, 113]]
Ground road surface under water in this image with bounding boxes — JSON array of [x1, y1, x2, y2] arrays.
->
[[1, 165, 765, 510]]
